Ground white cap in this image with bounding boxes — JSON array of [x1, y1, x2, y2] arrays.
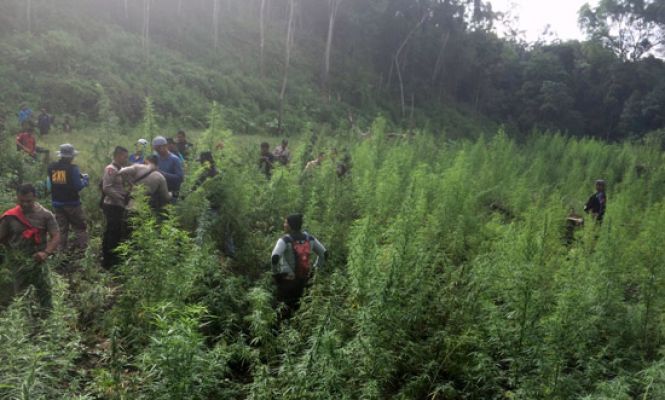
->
[[152, 136, 167, 147]]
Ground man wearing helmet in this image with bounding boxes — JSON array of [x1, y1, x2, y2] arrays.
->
[[130, 139, 149, 164]]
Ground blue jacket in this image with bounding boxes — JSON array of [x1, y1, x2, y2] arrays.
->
[[157, 152, 184, 192], [18, 108, 32, 124], [129, 153, 145, 164]]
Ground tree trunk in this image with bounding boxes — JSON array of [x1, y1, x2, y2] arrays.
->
[[26, 0, 32, 34], [213, 0, 221, 48], [393, 13, 428, 117], [278, 0, 296, 133], [321, 0, 343, 93], [431, 30, 450, 83], [259, 0, 268, 76], [143, 0, 151, 58]]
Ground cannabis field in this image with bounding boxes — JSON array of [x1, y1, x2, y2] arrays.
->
[[0, 108, 664, 399]]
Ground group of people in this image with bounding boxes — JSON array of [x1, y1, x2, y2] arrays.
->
[[1, 121, 331, 319], [259, 138, 351, 179]]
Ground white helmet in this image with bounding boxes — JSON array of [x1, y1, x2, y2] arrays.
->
[[137, 138, 149, 147]]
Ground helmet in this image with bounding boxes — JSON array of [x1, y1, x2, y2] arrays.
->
[[137, 138, 149, 147]]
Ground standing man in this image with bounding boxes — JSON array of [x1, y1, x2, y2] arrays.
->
[[16, 126, 49, 161], [273, 139, 291, 165], [130, 139, 149, 164], [101, 146, 130, 269], [47, 144, 89, 253], [259, 142, 275, 178], [18, 104, 32, 126], [152, 136, 184, 202], [167, 138, 185, 165], [271, 214, 326, 319], [0, 184, 60, 313], [175, 130, 193, 161], [584, 179, 607, 223], [119, 155, 172, 211], [37, 109, 52, 136]]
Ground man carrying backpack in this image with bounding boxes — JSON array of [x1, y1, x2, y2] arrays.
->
[[47, 144, 89, 253], [584, 179, 607, 223], [271, 213, 326, 318]]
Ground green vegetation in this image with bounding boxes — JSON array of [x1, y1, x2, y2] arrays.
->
[[2, 119, 665, 398], [2, 0, 665, 398]]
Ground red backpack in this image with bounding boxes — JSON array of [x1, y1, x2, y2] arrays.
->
[[284, 234, 312, 278]]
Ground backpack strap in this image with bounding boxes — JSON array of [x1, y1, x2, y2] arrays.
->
[[1, 206, 42, 245], [134, 169, 156, 185]]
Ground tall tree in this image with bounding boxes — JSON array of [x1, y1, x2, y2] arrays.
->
[[580, 0, 665, 60], [259, 0, 268, 76], [321, 0, 343, 93], [143, 0, 151, 57], [278, 0, 296, 132], [392, 12, 428, 117], [213, 0, 221, 48]]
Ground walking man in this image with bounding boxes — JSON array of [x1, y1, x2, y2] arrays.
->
[[47, 144, 89, 253], [0, 184, 60, 314], [271, 214, 326, 319], [101, 146, 130, 269]]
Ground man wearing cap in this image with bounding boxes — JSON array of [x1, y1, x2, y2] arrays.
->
[[102, 146, 130, 269], [0, 184, 60, 314], [130, 139, 149, 164], [584, 179, 607, 223], [152, 136, 184, 201], [47, 144, 89, 253], [271, 213, 327, 319]]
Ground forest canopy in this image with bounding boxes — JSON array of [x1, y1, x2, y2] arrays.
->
[[1, 0, 665, 140]]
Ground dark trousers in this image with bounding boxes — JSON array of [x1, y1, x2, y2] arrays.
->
[[102, 204, 127, 269], [55, 205, 88, 252], [274, 276, 307, 320]]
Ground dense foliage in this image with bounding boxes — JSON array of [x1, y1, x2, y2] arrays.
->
[[2, 113, 665, 398], [1, 0, 665, 139]]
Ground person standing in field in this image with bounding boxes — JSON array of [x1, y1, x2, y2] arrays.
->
[[37, 109, 53, 136], [18, 104, 32, 126], [259, 142, 275, 178], [271, 213, 326, 319], [47, 144, 89, 253], [130, 139, 149, 165], [167, 138, 185, 166], [119, 155, 172, 212], [101, 146, 130, 269], [16, 126, 49, 161], [584, 179, 607, 223], [273, 139, 291, 165], [304, 152, 325, 173], [175, 130, 193, 161], [0, 184, 60, 314], [152, 136, 184, 202]]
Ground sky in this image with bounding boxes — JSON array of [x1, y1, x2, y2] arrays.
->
[[489, 0, 600, 43]]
